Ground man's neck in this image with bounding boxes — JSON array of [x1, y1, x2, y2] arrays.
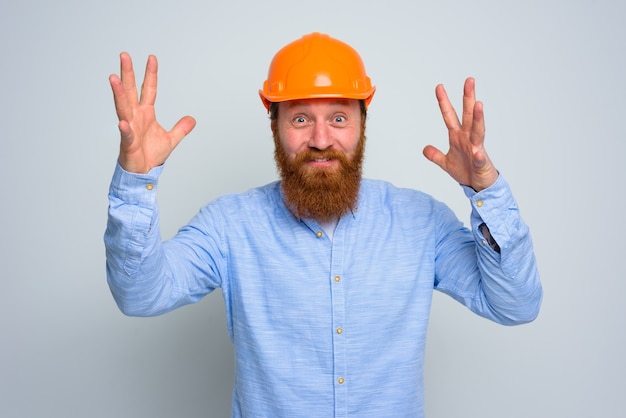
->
[[318, 217, 339, 241]]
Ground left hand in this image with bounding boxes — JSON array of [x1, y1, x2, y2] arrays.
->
[[423, 77, 498, 192]]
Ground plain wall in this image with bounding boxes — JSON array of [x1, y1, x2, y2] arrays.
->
[[1, 0, 625, 416]]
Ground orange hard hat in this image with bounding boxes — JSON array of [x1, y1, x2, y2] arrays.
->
[[259, 32, 376, 111]]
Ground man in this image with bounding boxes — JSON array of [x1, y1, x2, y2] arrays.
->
[[105, 32, 542, 417]]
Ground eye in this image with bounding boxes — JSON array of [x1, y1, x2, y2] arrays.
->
[[292, 116, 307, 124], [334, 116, 346, 123]]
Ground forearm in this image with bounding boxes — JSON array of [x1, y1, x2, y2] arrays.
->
[[104, 163, 179, 316], [463, 175, 543, 324]]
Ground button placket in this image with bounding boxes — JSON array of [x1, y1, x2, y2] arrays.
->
[[329, 224, 347, 416]]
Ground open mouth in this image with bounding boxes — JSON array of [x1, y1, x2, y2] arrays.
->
[[308, 157, 336, 166]]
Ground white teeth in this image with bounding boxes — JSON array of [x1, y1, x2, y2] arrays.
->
[[315, 158, 329, 162]]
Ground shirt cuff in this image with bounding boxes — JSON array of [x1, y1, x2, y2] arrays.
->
[[108, 162, 164, 206], [460, 174, 523, 252]]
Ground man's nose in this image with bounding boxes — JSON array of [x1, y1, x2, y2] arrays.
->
[[307, 122, 333, 150]]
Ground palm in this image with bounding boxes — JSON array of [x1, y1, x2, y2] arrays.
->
[[423, 78, 498, 192], [109, 53, 196, 174]]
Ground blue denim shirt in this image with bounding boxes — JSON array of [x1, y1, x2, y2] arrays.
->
[[105, 163, 542, 418]]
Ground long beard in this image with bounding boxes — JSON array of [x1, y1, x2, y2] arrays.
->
[[274, 131, 366, 222]]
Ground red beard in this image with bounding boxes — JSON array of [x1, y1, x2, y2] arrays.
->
[[274, 131, 366, 222]]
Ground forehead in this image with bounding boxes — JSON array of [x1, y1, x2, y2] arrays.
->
[[280, 98, 360, 112]]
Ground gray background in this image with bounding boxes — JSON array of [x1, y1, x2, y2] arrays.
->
[[1, 0, 624, 417]]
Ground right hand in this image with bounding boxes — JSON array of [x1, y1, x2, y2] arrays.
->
[[109, 52, 196, 173]]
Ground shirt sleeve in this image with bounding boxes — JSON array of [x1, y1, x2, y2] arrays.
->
[[104, 163, 221, 316], [434, 174, 543, 325]]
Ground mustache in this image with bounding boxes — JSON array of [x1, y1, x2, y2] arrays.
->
[[294, 148, 350, 165]]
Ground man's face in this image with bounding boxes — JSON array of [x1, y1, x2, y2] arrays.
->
[[273, 98, 366, 222], [274, 98, 363, 167]]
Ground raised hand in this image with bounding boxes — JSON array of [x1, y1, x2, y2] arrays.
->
[[109, 52, 196, 174], [423, 77, 498, 192]]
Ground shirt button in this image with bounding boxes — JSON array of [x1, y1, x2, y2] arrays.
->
[[482, 239, 487, 246], [146, 183, 154, 191], [336, 327, 343, 334], [316, 231, 323, 238], [338, 377, 345, 384], [334, 276, 341, 283], [476, 200, 483, 207]]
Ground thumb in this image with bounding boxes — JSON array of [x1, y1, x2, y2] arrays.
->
[[422, 145, 446, 169], [169, 115, 197, 148], [118, 120, 134, 147]]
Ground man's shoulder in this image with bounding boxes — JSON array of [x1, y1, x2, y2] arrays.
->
[[358, 178, 451, 222], [212, 181, 282, 207], [360, 178, 436, 203]]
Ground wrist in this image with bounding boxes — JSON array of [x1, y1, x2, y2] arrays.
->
[[470, 169, 499, 192]]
